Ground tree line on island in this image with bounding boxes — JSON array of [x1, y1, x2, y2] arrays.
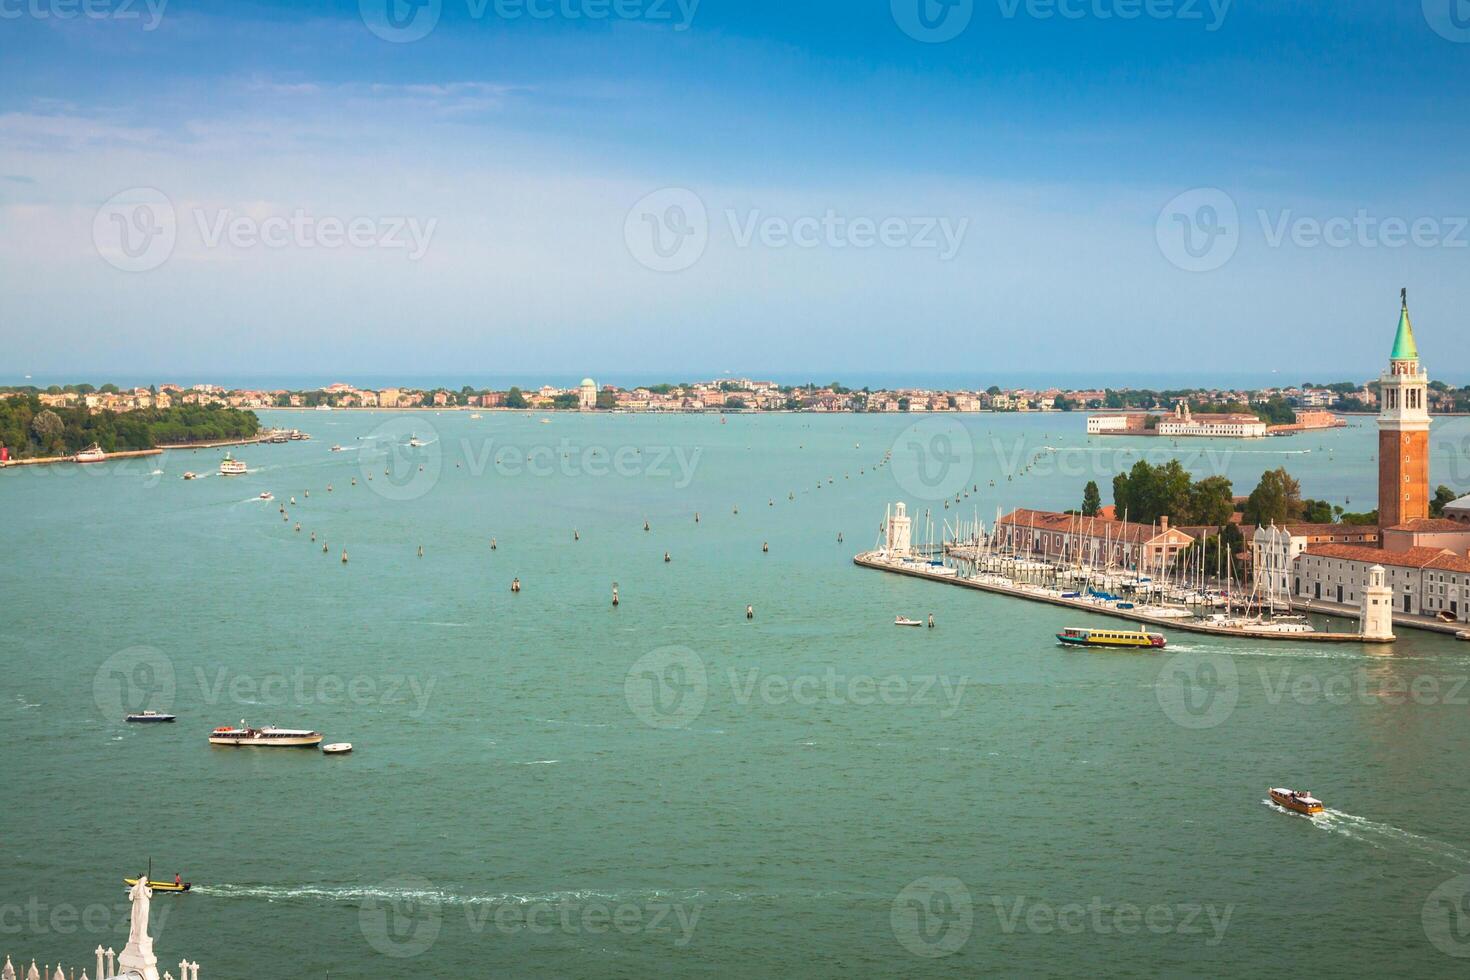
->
[[0, 395, 259, 460], [1070, 460, 1461, 579]]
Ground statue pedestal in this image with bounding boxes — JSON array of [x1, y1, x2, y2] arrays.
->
[[117, 941, 160, 980]]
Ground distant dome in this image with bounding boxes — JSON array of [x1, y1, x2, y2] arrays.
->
[[581, 378, 596, 387]]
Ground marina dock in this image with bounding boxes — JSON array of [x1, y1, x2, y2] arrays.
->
[[853, 550, 1384, 644]]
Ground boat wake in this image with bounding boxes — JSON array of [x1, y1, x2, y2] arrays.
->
[[1262, 800, 1470, 871], [194, 882, 877, 906]]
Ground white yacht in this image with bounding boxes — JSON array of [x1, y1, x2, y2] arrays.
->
[[74, 443, 106, 463]]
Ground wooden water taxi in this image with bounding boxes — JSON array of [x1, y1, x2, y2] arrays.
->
[[1056, 627, 1166, 649], [1269, 787, 1324, 815]]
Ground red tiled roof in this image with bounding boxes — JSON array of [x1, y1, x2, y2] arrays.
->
[[1385, 519, 1470, 533], [996, 509, 1191, 545], [1244, 523, 1380, 542], [1302, 543, 1470, 574]]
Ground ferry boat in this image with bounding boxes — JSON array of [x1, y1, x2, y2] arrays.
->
[[126, 710, 176, 723], [208, 723, 323, 748], [74, 443, 106, 463], [219, 454, 247, 475], [1056, 627, 1167, 649], [1269, 787, 1324, 815]]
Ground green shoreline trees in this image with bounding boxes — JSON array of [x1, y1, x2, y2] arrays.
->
[[0, 396, 259, 459]]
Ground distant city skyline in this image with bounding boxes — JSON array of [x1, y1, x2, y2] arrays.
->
[[2, 2, 1468, 375]]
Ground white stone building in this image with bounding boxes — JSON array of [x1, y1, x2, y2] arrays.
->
[[1250, 523, 1381, 607], [1292, 544, 1470, 621], [1156, 403, 1267, 438]]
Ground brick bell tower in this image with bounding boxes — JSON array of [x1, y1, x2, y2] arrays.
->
[[1377, 288, 1431, 529]]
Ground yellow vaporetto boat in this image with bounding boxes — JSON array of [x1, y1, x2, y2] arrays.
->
[[1056, 627, 1166, 649], [123, 877, 191, 893]]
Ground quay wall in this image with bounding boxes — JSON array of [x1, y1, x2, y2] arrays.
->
[[853, 551, 1382, 644]]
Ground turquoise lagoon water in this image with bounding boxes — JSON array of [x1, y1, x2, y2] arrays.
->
[[3, 409, 1470, 977]]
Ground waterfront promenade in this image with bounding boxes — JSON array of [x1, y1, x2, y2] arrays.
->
[[853, 551, 1382, 644]]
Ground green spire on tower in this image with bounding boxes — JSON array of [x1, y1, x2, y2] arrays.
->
[[1391, 287, 1419, 361]]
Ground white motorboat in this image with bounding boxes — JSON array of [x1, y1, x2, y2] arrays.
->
[[330, 444, 343, 452], [894, 616, 923, 627], [322, 742, 353, 755], [74, 443, 106, 463], [259, 491, 273, 500], [182, 471, 197, 480]]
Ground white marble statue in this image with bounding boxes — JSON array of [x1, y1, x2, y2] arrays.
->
[[117, 877, 158, 980]]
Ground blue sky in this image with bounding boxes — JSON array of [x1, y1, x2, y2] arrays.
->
[[2, 0, 1468, 383]]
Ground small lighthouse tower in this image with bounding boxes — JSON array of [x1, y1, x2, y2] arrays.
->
[[1360, 564, 1395, 642], [885, 502, 912, 556]]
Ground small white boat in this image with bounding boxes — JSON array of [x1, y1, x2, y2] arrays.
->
[[894, 616, 923, 627], [74, 443, 106, 463], [182, 471, 197, 480], [407, 436, 426, 448], [259, 491, 273, 500], [469, 413, 482, 419], [1457, 630, 1470, 642], [330, 445, 343, 452], [322, 742, 353, 755]]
